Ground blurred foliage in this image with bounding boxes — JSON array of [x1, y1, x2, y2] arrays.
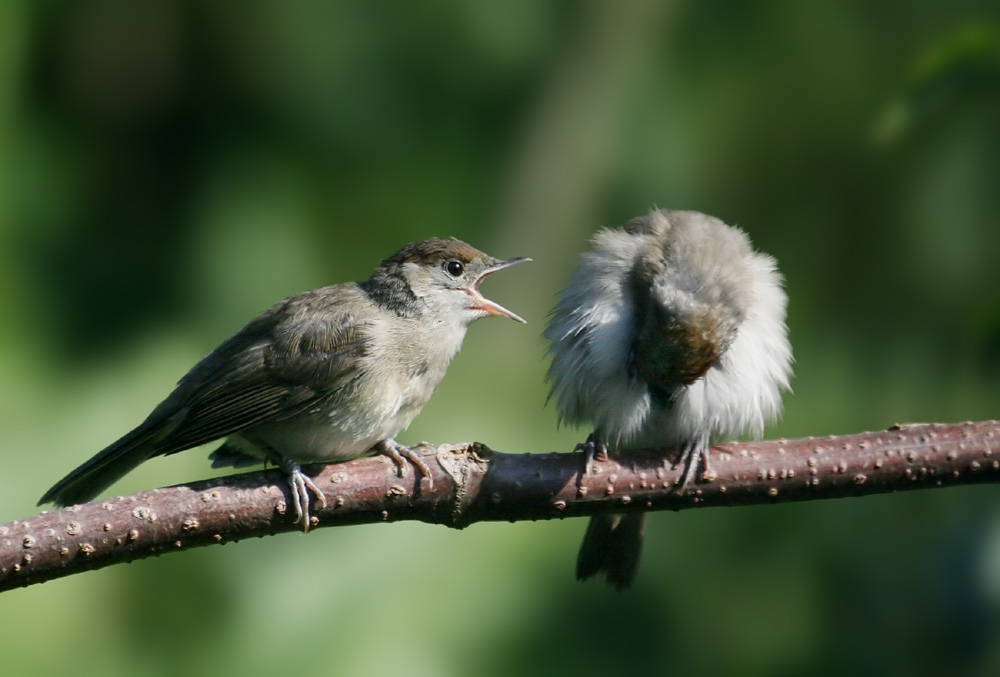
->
[[1, 1, 999, 676], [875, 24, 1000, 143]]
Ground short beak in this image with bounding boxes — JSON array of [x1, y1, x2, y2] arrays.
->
[[469, 256, 531, 323]]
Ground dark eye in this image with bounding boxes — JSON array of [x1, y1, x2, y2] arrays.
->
[[445, 260, 464, 277]]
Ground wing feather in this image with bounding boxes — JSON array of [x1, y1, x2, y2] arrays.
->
[[39, 284, 372, 506], [154, 304, 369, 455]]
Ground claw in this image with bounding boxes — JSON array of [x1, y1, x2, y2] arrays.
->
[[575, 432, 608, 475], [673, 433, 710, 493], [375, 439, 434, 489], [278, 456, 327, 532]]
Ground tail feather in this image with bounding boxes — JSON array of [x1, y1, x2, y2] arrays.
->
[[576, 512, 646, 590], [38, 425, 163, 507]]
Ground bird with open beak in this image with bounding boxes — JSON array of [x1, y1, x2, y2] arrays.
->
[[40, 238, 530, 529]]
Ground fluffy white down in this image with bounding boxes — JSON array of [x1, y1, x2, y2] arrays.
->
[[544, 210, 792, 449]]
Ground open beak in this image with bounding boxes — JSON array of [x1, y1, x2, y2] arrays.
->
[[469, 256, 531, 323]]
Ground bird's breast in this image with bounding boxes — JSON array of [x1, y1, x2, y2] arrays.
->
[[249, 319, 466, 462]]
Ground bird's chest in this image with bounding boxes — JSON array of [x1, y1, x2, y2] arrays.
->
[[386, 358, 448, 419], [354, 319, 465, 427], [258, 319, 466, 460], [382, 324, 462, 410]]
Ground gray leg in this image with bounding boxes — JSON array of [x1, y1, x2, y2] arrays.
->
[[277, 456, 327, 531], [674, 432, 710, 491], [574, 432, 608, 474], [375, 439, 434, 489]]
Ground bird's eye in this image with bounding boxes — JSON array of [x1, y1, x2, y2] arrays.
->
[[445, 260, 464, 277]]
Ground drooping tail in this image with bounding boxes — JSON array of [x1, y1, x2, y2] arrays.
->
[[576, 512, 646, 591], [38, 426, 161, 507]]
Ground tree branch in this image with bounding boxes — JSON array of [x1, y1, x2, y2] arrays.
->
[[3, 420, 998, 592]]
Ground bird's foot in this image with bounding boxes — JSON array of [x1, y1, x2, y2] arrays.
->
[[376, 439, 434, 489], [574, 433, 609, 474], [674, 435, 711, 492], [277, 456, 327, 532]]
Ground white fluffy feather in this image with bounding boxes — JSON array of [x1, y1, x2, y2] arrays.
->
[[544, 209, 792, 451]]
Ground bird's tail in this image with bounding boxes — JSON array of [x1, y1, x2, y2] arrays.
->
[[38, 426, 161, 507], [576, 512, 646, 591]]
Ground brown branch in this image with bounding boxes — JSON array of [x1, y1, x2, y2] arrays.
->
[[2, 421, 998, 592]]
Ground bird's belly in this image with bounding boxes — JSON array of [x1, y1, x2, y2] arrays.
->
[[243, 375, 436, 463], [256, 419, 378, 461], [245, 408, 408, 462]]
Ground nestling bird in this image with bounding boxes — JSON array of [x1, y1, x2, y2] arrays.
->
[[544, 209, 792, 589], [40, 238, 529, 528]]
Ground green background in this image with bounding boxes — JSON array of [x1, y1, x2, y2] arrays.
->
[[1, 1, 999, 675]]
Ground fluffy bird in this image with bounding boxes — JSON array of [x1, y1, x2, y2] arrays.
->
[[544, 209, 792, 588], [40, 238, 529, 528]]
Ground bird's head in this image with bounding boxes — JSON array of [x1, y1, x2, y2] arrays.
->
[[372, 237, 530, 325]]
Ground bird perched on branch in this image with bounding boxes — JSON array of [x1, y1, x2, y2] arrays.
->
[[40, 238, 529, 529], [544, 209, 792, 589]]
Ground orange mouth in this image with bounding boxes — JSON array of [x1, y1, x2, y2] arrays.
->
[[467, 256, 530, 322]]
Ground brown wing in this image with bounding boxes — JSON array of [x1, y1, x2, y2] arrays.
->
[[628, 249, 735, 401], [156, 295, 369, 454], [39, 285, 372, 507]]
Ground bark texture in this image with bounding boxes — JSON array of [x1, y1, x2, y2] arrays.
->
[[2, 421, 997, 592]]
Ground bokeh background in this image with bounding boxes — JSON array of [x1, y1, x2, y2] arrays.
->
[[2, 1, 999, 675]]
